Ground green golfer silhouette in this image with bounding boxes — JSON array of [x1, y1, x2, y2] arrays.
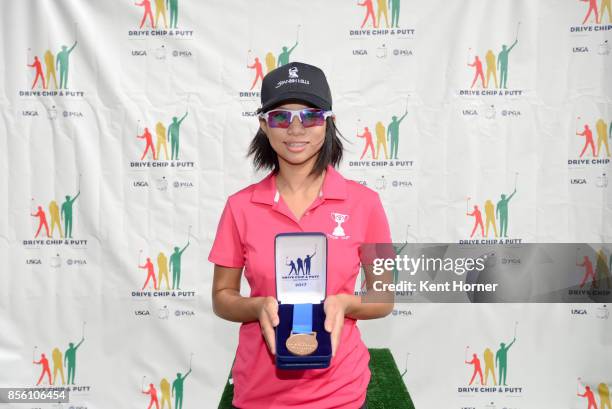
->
[[167, 0, 179, 28], [61, 191, 81, 239], [169, 241, 189, 289], [56, 41, 77, 89], [277, 41, 298, 67], [64, 337, 84, 385], [387, 110, 408, 159], [497, 39, 518, 89], [389, 0, 401, 28], [495, 337, 515, 386], [167, 112, 188, 160], [496, 188, 516, 238], [172, 368, 191, 409]]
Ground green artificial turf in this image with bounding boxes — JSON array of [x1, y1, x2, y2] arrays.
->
[[219, 348, 415, 408]]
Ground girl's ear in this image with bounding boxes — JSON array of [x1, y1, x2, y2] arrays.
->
[[259, 118, 269, 136]]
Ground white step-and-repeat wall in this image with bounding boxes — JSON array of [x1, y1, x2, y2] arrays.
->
[[1, 0, 611, 408]]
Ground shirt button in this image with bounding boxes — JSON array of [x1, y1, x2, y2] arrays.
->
[[305, 212, 310, 216]]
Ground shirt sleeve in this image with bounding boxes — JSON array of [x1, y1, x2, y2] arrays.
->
[[208, 199, 245, 268], [364, 192, 392, 243]]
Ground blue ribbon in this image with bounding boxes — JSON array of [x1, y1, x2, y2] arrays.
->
[[292, 303, 313, 334]]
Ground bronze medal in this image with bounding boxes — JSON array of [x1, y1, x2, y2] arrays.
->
[[286, 331, 318, 356]]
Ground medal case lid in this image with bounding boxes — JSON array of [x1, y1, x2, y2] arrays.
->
[[274, 232, 327, 304]]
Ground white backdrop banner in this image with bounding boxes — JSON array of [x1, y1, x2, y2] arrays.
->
[[1, 0, 611, 408]]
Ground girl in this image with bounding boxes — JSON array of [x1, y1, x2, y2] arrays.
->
[[209, 61, 393, 409]]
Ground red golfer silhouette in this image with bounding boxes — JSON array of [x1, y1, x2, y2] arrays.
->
[[138, 127, 156, 160], [357, 127, 375, 160], [358, 0, 377, 28], [577, 385, 598, 409], [467, 205, 485, 238], [248, 57, 264, 90], [34, 353, 52, 385], [140, 257, 158, 290], [31, 205, 50, 238], [136, 0, 155, 29], [28, 56, 46, 90], [465, 353, 484, 386], [577, 255, 597, 289], [142, 383, 160, 409], [577, 124, 596, 158], [582, 0, 600, 24], [469, 56, 485, 88]]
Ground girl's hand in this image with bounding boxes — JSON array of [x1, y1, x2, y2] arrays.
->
[[257, 296, 279, 355], [324, 294, 352, 357]]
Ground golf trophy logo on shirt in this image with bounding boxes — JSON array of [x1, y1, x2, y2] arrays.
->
[[275, 233, 331, 369], [329, 212, 350, 239]]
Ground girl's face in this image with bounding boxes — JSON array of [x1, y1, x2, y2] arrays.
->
[[259, 102, 327, 168]]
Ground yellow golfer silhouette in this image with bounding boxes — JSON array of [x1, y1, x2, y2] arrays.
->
[[596, 118, 610, 157], [375, 121, 389, 160], [265, 52, 276, 74], [49, 200, 64, 238], [483, 347, 497, 385], [44, 50, 58, 90], [155, 0, 168, 28], [485, 50, 498, 89], [377, 0, 389, 28], [599, 382, 611, 409], [157, 252, 170, 290], [160, 377, 172, 409], [484, 200, 498, 238], [156, 121, 169, 160], [51, 347, 65, 385]]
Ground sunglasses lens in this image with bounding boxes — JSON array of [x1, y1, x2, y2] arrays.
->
[[300, 109, 325, 127], [267, 110, 291, 128]]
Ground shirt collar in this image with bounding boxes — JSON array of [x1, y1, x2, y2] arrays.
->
[[250, 165, 347, 205]]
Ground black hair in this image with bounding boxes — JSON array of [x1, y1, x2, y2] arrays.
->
[[247, 101, 345, 176]]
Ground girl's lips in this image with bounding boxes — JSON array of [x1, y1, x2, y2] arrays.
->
[[285, 141, 308, 153]]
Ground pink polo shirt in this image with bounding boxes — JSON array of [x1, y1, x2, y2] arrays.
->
[[208, 165, 391, 409]]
